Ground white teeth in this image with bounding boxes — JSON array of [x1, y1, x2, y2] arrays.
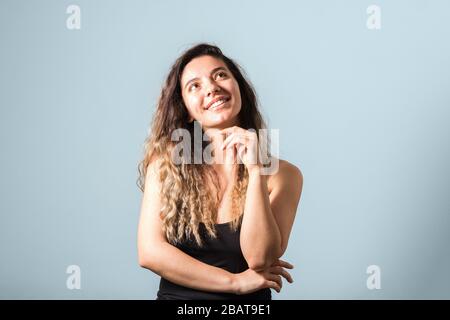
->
[[208, 98, 228, 110]]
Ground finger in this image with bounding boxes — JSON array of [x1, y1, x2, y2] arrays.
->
[[222, 134, 247, 150], [222, 135, 248, 149], [269, 266, 294, 283], [265, 280, 281, 293], [221, 132, 235, 148], [266, 273, 282, 290], [268, 267, 292, 284], [222, 133, 239, 149], [272, 259, 294, 269]]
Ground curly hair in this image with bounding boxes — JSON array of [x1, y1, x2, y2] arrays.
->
[[137, 43, 267, 247]]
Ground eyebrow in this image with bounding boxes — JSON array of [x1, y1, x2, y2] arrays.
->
[[183, 67, 227, 90]]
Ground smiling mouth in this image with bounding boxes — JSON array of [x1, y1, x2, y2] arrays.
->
[[206, 97, 231, 111]]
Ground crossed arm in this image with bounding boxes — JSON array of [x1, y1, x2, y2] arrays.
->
[[137, 158, 303, 293], [240, 160, 303, 271], [137, 159, 238, 293]]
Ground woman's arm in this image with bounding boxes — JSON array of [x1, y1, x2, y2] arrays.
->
[[220, 128, 304, 271], [137, 159, 290, 294], [137, 159, 236, 293], [240, 159, 303, 271]]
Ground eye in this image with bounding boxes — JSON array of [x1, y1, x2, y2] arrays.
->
[[215, 71, 228, 80], [188, 82, 200, 91]]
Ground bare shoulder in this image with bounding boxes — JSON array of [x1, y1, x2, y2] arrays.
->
[[143, 154, 164, 188], [267, 158, 303, 194]]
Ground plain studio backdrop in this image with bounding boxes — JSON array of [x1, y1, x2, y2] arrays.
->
[[0, 0, 449, 299]]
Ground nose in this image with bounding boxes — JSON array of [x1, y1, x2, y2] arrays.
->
[[206, 81, 220, 97]]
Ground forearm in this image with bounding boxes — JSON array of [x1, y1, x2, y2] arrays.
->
[[240, 168, 282, 270], [140, 241, 237, 293]]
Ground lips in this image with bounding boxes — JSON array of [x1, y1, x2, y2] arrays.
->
[[204, 96, 231, 110]]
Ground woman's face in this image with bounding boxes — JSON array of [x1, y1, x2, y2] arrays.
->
[[180, 55, 242, 130]]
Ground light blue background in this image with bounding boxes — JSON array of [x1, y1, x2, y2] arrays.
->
[[1, 0, 449, 299]]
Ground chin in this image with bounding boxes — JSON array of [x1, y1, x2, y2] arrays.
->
[[200, 106, 240, 128]]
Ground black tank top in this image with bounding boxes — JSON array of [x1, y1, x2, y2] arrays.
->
[[156, 221, 271, 300]]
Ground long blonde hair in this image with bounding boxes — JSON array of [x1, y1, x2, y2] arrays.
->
[[137, 44, 267, 246]]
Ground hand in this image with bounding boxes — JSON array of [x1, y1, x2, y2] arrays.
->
[[220, 126, 261, 172], [232, 259, 294, 295]]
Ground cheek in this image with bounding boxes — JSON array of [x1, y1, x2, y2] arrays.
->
[[233, 86, 242, 110], [185, 95, 202, 113], [231, 81, 241, 101]]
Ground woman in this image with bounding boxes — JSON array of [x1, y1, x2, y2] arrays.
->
[[137, 43, 303, 300]]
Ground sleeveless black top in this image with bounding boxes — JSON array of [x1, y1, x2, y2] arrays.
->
[[156, 221, 271, 300]]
